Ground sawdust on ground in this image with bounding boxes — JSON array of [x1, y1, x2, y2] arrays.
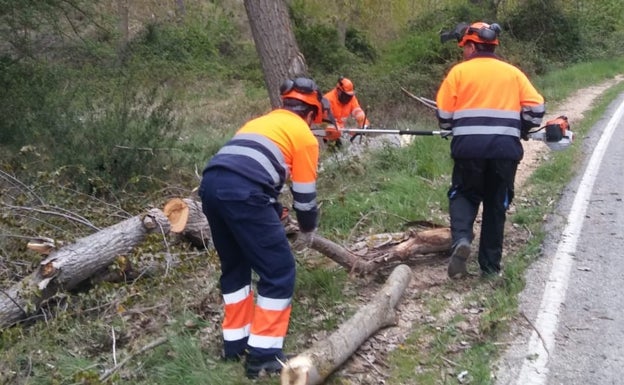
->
[[330, 75, 624, 384]]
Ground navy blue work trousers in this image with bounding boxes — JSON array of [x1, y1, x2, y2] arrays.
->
[[448, 158, 518, 274], [199, 168, 296, 358]]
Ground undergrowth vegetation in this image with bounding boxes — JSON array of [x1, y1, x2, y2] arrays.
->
[[2, 0, 624, 384]]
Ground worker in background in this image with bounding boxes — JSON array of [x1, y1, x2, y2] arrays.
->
[[321, 97, 342, 146], [199, 77, 321, 378], [324, 76, 370, 142], [436, 21, 545, 279]]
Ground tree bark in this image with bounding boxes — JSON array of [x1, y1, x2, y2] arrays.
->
[[280, 264, 413, 385], [243, 0, 307, 107], [0, 209, 170, 329]]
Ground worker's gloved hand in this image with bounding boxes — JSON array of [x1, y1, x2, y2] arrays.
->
[[441, 130, 452, 140], [292, 230, 315, 252], [520, 127, 530, 141], [350, 125, 368, 142], [324, 125, 341, 142]]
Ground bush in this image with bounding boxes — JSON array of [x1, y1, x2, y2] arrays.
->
[[52, 84, 184, 194], [503, 0, 582, 63], [345, 28, 377, 62], [295, 23, 359, 73], [0, 59, 64, 147]]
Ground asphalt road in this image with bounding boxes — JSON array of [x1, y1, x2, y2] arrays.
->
[[494, 92, 624, 385]]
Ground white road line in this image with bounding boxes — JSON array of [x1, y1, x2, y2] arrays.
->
[[515, 97, 624, 385]]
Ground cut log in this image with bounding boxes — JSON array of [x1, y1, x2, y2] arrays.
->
[[164, 197, 212, 249], [163, 197, 189, 233], [26, 236, 58, 255], [280, 264, 413, 385], [309, 235, 373, 274], [162, 197, 303, 249], [0, 209, 170, 329], [161, 198, 452, 274]]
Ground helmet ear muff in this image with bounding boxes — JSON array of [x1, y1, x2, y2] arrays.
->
[[337, 76, 345, 92], [476, 23, 501, 42], [279, 79, 295, 95]]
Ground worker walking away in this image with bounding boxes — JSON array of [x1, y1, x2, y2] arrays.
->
[[198, 77, 322, 378], [324, 76, 370, 142], [436, 21, 545, 279]]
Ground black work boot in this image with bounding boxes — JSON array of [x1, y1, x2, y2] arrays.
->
[[221, 351, 247, 362], [448, 239, 471, 279], [245, 354, 286, 379]]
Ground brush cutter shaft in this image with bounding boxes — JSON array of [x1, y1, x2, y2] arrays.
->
[[341, 128, 448, 136]]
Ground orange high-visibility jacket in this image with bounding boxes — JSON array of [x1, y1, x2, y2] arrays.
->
[[206, 108, 319, 231], [323, 88, 370, 130], [436, 52, 545, 160]]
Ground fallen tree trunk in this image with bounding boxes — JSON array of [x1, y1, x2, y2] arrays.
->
[[163, 198, 452, 275], [280, 264, 413, 385], [0, 209, 170, 329], [163, 197, 299, 248], [311, 227, 451, 275], [164, 197, 213, 248]]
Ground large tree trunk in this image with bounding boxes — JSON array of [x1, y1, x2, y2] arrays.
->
[[244, 0, 307, 107], [280, 264, 413, 385], [0, 209, 170, 329]]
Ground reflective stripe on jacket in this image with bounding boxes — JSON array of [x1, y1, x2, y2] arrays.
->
[[436, 52, 545, 160], [205, 109, 319, 231], [323, 88, 369, 129]]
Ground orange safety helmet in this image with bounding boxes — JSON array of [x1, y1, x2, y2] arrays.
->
[[280, 77, 324, 124], [337, 76, 355, 95], [458, 22, 501, 47]]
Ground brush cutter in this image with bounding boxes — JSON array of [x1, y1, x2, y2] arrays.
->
[[400, 87, 574, 151]]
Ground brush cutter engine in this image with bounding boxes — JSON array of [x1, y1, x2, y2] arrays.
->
[[528, 115, 574, 151]]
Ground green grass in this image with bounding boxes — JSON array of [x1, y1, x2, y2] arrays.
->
[[536, 57, 624, 103], [317, 131, 452, 238]]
